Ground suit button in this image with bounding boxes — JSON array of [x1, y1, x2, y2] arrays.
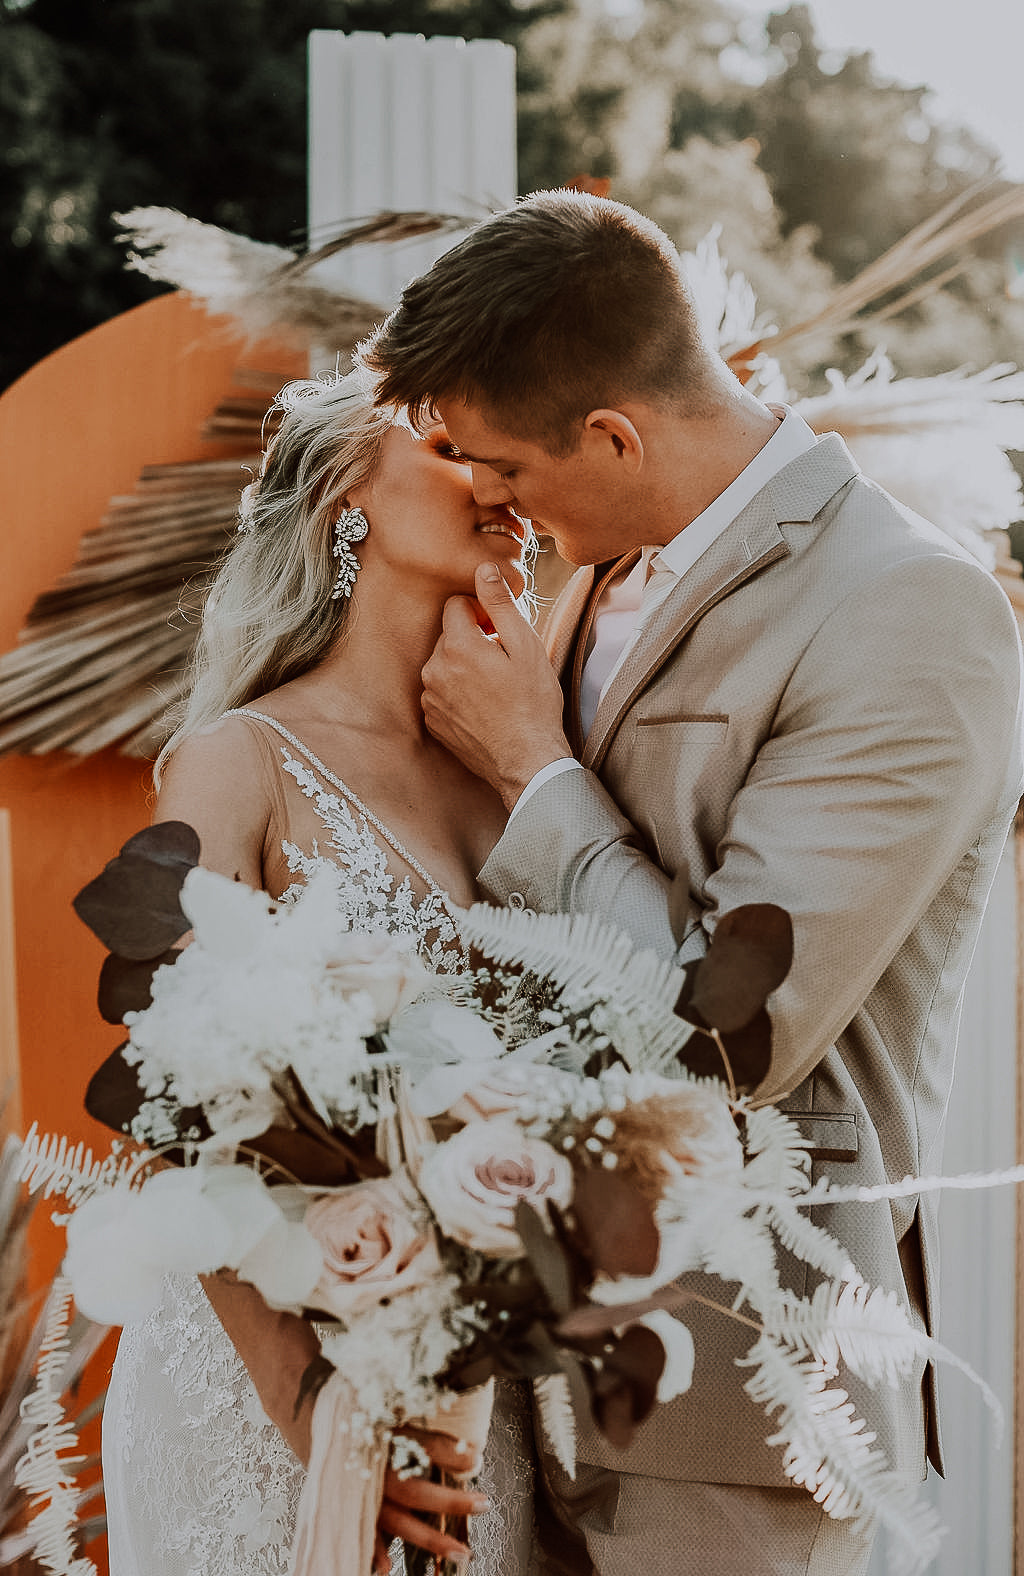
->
[[508, 892, 527, 909]]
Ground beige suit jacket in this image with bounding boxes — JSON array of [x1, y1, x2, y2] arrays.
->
[[479, 435, 1024, 1486]]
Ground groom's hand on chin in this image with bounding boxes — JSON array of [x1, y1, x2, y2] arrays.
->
[[374, 1429, 490, 1572], [423, 562, 573, 812]]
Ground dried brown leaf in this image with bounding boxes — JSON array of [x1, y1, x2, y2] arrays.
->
[[571, 1167, 660, 1280]]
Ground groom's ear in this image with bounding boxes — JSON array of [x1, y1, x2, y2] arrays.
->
[[581, 409, 644, 472]]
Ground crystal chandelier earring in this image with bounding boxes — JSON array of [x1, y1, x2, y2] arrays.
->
[[330, 506, 370, 600]]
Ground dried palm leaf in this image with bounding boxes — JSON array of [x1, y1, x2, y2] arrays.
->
[[116, 206, 469, 354], [794, 353, 1024, 561], [726, 180, 1024, 373], [0, 423, 257, 759]]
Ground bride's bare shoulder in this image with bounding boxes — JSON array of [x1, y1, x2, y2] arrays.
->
[[159, 714, 271, 794], [155, 715, 275, 885]]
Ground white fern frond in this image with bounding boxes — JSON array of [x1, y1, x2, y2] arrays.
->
[[762, 1201, 860, 1286], [742, 1336, 944, 1571], [456, 905, 691, 1070], [802, 1163, 1024, 1207], [533, 1372, 577, 1480], [693, 1204, 781, 1304], [14, 1277, 97, 1576], [573, 997, 696, 1075], [739, 1104, 813, 1196], [760, 1275, 1003, 1442], [18, 1123, 141, 1205], [762, 1282, 917, 1386]]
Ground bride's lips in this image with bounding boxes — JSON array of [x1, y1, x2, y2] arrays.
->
[[476, 512, 529, 547]]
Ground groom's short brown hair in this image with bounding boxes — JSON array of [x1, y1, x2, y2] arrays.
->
[[362, 190, 723, 455]]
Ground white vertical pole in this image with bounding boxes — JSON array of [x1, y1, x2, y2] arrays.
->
[[308, 30, 516, 330], [867, 834, 1018, 1574]]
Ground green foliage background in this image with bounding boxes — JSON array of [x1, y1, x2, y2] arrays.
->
[[2, 0, 1023, 395]]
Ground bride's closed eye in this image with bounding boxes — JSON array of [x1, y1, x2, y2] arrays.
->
[[433, 438, 470, 463]]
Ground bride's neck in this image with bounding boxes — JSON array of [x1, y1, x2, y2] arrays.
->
[[312, 579, 446, 735]]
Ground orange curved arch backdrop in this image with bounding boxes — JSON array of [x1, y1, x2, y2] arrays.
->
[[0, 291, 303, 1286]]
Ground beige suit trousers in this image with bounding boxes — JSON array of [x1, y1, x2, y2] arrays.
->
[[532, 1448, 877, 1576]]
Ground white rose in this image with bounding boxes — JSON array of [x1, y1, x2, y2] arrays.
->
[[326, 934, 430, 1023], [445, 1065, 533, 1124], [419, 1119, 573, 1258]]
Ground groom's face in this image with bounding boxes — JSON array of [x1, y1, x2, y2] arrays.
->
[[436, 397, 638, 567]]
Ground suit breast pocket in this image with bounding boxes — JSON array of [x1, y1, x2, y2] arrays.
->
[[633, 712, 730, 742]]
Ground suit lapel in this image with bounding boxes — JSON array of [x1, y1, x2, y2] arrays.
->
[[581, 435, 859, 773], [544, 565, 595, 679]]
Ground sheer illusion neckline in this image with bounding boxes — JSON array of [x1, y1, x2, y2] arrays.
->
[[223, 707, 450, 904]]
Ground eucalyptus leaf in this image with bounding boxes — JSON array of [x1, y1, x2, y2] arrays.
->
[[686, 904, 793, 1033], [97, 947, 180, 1024], [73, 821, 200, 959], [589, 1323, 665, 1448], [515, 1200, 573, 1317], [84, 1044, 209, 1154]]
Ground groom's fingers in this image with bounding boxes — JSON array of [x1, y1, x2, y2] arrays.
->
[[423, 571, 571, 804]]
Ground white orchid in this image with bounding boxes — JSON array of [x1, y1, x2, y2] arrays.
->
[[64, 1165, 323, 1324], [384, 1000, 509, 1117]]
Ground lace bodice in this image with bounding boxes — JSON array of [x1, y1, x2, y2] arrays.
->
[[102, 714, 534, 1575], [226, 708, 464, 975]]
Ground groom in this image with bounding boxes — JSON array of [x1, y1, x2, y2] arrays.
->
[[364, 190, 1024, 1574]]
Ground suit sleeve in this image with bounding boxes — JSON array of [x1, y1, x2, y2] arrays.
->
[[479, 553, 1024, 1099]]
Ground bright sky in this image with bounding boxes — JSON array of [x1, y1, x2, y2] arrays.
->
[[731, 0, 1024, 181]]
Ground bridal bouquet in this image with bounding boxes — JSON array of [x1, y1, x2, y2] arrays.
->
[[21, 823, 963, 1574]]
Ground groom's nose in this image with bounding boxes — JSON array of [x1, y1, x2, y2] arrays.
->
[[470, 463, 514, 506]]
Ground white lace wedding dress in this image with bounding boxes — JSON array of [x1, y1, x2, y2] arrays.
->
[[102, 711, 536, 1576]]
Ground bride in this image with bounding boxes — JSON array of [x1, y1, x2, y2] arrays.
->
[[100, 367, 538, 1575]]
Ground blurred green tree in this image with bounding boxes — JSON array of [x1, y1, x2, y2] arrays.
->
[[0, 0, 562, 389], [2, 0, 1022, 396]]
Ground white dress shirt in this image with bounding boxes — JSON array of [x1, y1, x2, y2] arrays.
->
[[510, 406, 819, 818]]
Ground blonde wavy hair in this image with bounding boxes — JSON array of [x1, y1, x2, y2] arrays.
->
[[155, 369, 392, 785]]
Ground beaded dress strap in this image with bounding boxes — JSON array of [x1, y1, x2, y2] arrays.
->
[[223, 707, 449, 901]]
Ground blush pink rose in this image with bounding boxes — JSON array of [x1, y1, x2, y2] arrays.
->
[[419, 1119, 574, 1258], [303, 1176, 442, 1321]]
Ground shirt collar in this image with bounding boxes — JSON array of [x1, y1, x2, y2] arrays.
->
[[655, 405, 818, 582]]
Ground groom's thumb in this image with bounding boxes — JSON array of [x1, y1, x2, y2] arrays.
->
[[475, 561, 522, 641], [477, 560, 512, 598]]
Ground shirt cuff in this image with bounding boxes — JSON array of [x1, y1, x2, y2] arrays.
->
[[508, 757, 583, 821]]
